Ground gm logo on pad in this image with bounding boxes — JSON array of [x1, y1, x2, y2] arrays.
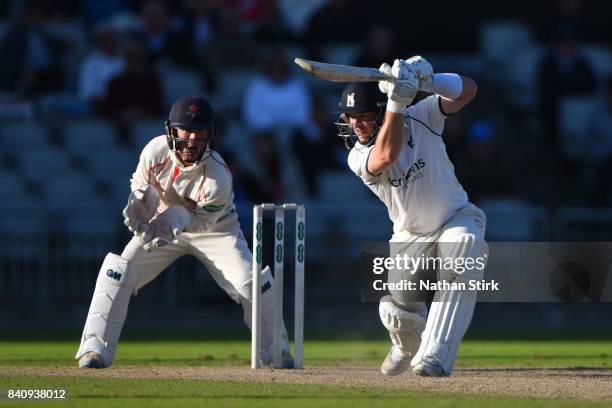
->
[[106, 269, 122, 281]]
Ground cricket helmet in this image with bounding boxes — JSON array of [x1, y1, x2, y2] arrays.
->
[[334, 82, 386, 149], [165, 96, 216, 164]]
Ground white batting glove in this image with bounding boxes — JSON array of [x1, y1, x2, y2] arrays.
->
[[378, 59, 419, 113], [140, 205, 192, 252], [123, 185, 160, 234], [404, 56, 434, 92], [378, 62, 392, 93]]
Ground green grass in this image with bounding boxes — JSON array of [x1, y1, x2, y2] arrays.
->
[[0, 329, 610, 369], [0, 339, 611, 368], [0, 330, 611, 407]]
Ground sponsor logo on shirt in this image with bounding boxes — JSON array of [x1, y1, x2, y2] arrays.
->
[[202, 203, 225, 212], [388, 159, 426, 187]]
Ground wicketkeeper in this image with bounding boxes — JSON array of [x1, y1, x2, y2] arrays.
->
[[335, 57, 488, 377], [76, 96, 293, 369]]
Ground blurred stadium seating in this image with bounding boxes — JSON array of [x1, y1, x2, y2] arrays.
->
[[559, 96, 600, 159], [480, 21, 534, 68], [64, 119, 117, 159], [0, 0, 610, 326]]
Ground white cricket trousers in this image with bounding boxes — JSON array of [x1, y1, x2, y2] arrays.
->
[[124, 225, 253, 302]]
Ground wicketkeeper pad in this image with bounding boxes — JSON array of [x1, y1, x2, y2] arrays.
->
[[240, 266, 290, 356], [75, 253, 137, 367]]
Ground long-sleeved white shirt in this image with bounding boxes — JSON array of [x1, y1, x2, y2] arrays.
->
[[130, 135, 239, 233]]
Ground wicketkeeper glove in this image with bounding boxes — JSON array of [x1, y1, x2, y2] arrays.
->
[[123, 185, 160, 234], [140, 205, 192, 252]]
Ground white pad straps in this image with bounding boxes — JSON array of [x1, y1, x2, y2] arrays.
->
[[75, 253, 137, 367]]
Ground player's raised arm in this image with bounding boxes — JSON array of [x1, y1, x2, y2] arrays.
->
[[438, 75, 477, 115], [368, 59, 419, 174], [405, 56, 477, 115]]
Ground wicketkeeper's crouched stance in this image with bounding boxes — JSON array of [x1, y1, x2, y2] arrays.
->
[[76, 96, 293, 369], [336, 57, 488, 377]]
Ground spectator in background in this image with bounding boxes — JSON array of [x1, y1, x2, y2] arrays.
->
[[538, 23, 596, 152], [293, 95, 342, 197], [207, 6, 258, 68], [585, 77, 612, 204], [34, 20, 123, 119], [353, 26, 398, 69], [219, 148, 272, 206], [180, 0, 220, 51], [242, 47, 312, 199], [303, 0, 368, 62], [243, 47, 311, 131], [251, 130, 285, 202], [185, 2, 258, 91], [538, 0, 586, 44], [104, 37, 163, 141], [591, 78, 612, 155], [44, 0, 80, 21], [138, 0, 194, 67], [80, 0, 132, 25], [79, 23, 124, 113], [0, 0, 64, 95], [304, 0, 367, 44], [226, 0, 276, 31], [453, 120, 521, 202], [175, 0, 221, 91], [228, 0, 291, 42]]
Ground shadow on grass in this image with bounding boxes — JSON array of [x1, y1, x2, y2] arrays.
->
[[2, 328, 612, 342]]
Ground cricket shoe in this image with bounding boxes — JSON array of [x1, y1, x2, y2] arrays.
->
[[380, 346, 412, 376], [260, 349, 295, 369], [412, 358, 446, 377], [78, 351, 106, 369]]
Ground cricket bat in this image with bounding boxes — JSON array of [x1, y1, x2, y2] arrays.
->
[[294, 58, 393, 83]]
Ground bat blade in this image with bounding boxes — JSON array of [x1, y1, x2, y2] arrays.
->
[[294, 58, 392, 83]]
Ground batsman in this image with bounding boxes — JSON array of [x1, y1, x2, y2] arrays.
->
[[335, 57, 488, 377], [75, 96, 293, 369]]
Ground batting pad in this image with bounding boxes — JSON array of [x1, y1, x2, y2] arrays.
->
[[75, 253, 137, 367], [379, 296, 427, 358]]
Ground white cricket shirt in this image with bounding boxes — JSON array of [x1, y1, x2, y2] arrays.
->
[[130, 135, 239, 233], [348, 95, 469, 235]]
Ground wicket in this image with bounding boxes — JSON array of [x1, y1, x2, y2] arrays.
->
[[251, 203, 305, 369]]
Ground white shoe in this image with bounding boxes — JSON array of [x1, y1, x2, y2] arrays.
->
[[78, 351, 106, 369], [380, 346, 411, 376], [412, 358, 446, 377]]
